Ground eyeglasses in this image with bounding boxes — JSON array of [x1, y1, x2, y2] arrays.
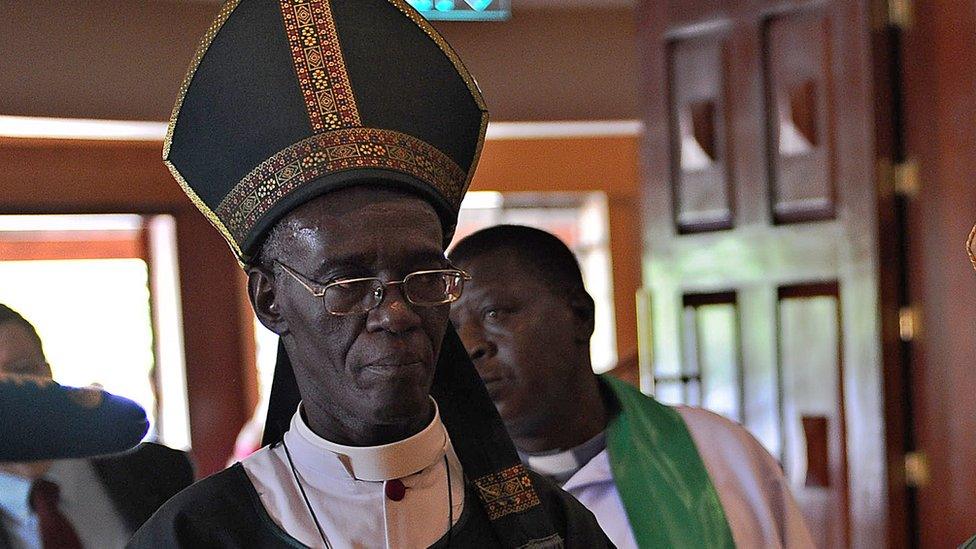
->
[[969, 223, 976, 272], [276, 261, 471, 316]]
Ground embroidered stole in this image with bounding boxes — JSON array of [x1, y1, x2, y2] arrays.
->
[[603, 375, 736, 548]]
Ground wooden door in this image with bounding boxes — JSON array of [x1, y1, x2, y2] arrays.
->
[[901, 1, 976, 546], [637, 1, 894, 547]]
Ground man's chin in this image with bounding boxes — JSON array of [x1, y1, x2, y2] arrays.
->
[[492, 397, 519, 424], [371, 387, 433, 426]]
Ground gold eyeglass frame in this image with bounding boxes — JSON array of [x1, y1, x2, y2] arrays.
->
[[968, 223, 976, 272], [275, 261, 471, 316]]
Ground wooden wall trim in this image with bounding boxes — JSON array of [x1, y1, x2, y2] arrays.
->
[[173, 211, 250, 476]]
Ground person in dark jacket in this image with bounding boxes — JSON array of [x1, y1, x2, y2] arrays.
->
[[0, 304, 193, 548]]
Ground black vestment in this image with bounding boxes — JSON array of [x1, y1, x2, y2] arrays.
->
[[128, 463, 611, 548]]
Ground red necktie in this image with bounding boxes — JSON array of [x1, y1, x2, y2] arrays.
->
[[29, 479, 83, 549]]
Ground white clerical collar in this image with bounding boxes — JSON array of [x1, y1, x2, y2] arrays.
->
[[289, 398, 448, 482], [524, 450, 578, 477], [520, 429, 608, 482]]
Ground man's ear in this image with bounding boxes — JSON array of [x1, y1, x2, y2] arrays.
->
[[569, 289, 596, 344], [247, 266, 289, 336]]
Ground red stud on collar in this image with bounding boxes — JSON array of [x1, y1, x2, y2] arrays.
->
[[385, 479, 406, 501]]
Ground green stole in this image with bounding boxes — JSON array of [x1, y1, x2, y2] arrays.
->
[[602, 375, 736, 548]]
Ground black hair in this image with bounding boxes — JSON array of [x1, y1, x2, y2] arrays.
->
[[449, 224, 588, 299], [0, 303, 46, 360], [252, 219, 289, 272]]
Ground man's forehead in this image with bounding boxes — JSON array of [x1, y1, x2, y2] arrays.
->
[[457, 248, 568, 306], [460, 252, 544, 292], [311, 185, 433, 212], [458, 246, 531, 276], [273, 187, 445, 268], [283, 186, 440, 230]]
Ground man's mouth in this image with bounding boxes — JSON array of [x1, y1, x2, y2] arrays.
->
[[477, 369, 512, 399], [480, 373, 507, 384], [362, 359, 426, 378]]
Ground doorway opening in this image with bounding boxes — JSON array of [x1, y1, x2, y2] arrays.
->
[[0, 214, 191, 449]]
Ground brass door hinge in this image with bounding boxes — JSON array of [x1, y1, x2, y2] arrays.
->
[[905, 451, 929, 487], [898, 306, 918, 342], [889, 0, 913, 29], [894, 159, 920, 197]]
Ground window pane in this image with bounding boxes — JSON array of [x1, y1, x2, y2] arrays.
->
[[654, 380, 684, 406], [0, 259, 157, 434], [697, 304, 741, 421]]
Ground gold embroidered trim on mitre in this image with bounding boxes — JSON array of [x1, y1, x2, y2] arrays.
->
[[163, 0, 242, 159], [467, 111, 490, 188], [161, 0, 244, 262], [165, 160, 244, 260], [278, 0, 361, 132], [215, 127, 468, 246]]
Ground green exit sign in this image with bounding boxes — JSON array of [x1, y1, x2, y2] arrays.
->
[[406, 0, 511, 21]]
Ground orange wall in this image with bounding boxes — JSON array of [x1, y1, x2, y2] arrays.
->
[[437, 10, 638, 121]]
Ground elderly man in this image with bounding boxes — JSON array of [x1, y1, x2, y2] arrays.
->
[[449, 225, 815, 549], [0, 304, 192, 549], [130, 1, 609, 547]]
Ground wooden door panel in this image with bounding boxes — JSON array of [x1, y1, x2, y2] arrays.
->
[[778, 283, 848, 548], [763, 10, 836, 224], [668, 34, 734, 232]]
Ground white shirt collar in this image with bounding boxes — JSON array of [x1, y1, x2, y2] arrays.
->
[[287, 398, 448, 482], [524, 450, 579, 477], [520, 429, 608, 482], [0, 469, 34, 525], [562, 448, 613, 492]]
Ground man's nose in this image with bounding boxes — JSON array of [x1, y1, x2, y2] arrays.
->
[[454, 318, 495, 362], [366, 283, 422, 333]]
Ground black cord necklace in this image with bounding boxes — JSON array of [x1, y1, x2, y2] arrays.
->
[[281, 439, 454, 548], [282, 439, 332, 549]]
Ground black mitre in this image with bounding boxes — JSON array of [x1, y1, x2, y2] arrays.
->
[[165, 1, 565, 547], [166, 0, 487, 262]]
